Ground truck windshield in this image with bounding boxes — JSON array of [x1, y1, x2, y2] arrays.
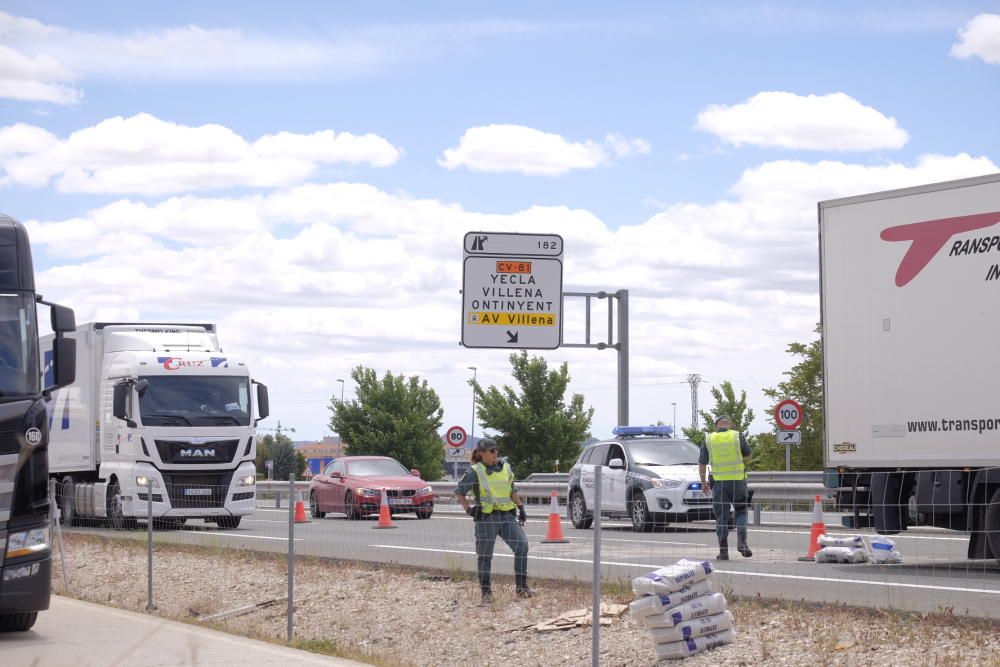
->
[[627, 440, 702, 466], [138, 376, 251, 427], [0, 293, 38, 399]]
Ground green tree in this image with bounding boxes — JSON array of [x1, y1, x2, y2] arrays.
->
[[756, 324, 823, 471], [328, 366, 444, 480], [259, 433, 303, 480], [473, 351, 593, 475], [681, 380, 755, 447]]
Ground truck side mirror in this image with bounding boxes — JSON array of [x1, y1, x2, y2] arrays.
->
[[47, 337, 76, 391], [112, 381, 134, 425], [135, 379, 149, 397], [255, 382, 269, 424], [50, 304, 76, 333]]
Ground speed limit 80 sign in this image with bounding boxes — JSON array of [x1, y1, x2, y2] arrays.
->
[[445, 425, 468, 447], [774, 399, 803, 429]]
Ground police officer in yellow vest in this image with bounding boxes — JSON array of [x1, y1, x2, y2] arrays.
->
[[699, 415, 753, 560], [455, 438, 531, 604]]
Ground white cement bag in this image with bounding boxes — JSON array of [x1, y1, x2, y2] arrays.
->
[[642, 592, 727, 629], [652, 629, 737, 660], [648, 611, 734, 644], [817, 534, 865, 549], [631, 559, 713, 596], [868, 536, 904, 564], [629, 579, 713, 618], [815, 546, 868, 564]]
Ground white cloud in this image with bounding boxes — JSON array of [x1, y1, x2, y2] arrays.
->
[[695, 91, 909, 151], [951, 13, 1000, 65], [25, 152, 996, 441], [0, 113, 402, 195], [0, 45, 81, 104], [439, 124, 650, 175]]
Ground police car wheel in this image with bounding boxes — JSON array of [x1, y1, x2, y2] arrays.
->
[[630, 493, 653, 532], [569, 490, 593, 529]]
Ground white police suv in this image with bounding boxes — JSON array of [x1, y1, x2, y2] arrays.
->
[[566, 426, 713, 532]]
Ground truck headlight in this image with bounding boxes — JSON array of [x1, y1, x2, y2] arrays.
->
[[239, 474, 256, 487], [651, 478, 684, 489], [136, 475, 160, 489], [6, 526, 49, 559]]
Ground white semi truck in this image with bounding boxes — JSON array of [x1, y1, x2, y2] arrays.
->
[[820, 172, 1000, 563], [42, 323, 269, 530]]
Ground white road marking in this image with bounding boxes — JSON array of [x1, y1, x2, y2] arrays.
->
[[369, 545, 1000, 596], [196, 534, 303, 542]]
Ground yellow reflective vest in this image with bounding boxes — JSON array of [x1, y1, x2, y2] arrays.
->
[[705, 430, 746, 481], [472, 462, 517, 513]]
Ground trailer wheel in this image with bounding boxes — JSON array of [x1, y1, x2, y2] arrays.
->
[[0, 612, 37, 632], [107, 479, 137, 531], [986, 487, 1000, 565]]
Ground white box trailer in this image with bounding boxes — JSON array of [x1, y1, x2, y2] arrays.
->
[[819, 173, 1000, 561], [42, 323, 269, 530]]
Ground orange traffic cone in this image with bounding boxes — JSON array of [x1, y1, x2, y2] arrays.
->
[[541, 490, 570, 543], [798, 495, 827, 561], [372, 489, 397, 529], [294, 489, 309, 524]]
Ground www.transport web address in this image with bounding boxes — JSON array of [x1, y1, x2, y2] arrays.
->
[[908, 418, 1000, 434]]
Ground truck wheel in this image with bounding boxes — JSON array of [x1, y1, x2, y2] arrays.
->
[[58, 476, 76, 527], [216, 516, 242, 529], [569, 490, 593, 529], [107, 480, 137, 531], [986, 487, 1000, 564], [630, 492, 653, 532], [0, 612, 37, 632]]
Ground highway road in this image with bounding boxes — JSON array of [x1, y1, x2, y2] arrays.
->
[[65, 505, 1000, 619]]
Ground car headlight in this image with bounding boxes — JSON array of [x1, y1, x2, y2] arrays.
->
[[136, 475, 160, 489], [356, 488, 379, 496], [651, 478, 684, 489], [238, 474, 256, 487], [416, 486, 432, 496], [6, 526, 49, 559]]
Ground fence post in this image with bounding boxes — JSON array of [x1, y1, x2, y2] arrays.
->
[[592, 465, 602, 667], [146, 478, 154, 611], [287, 474, 295, 641], [48, 479, 69, 592]]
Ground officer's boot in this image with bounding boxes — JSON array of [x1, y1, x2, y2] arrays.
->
[[717, 537, 729, 561], [737, 529, 752, 558], [479, 583, 493, 606], [515, 573, 535, 598]]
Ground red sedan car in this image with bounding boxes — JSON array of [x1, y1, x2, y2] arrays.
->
[[308, 456, 435, 520]]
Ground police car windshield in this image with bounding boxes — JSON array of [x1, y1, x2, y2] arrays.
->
[[626, 440, 701, 466]]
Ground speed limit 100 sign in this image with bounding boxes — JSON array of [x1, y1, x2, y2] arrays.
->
[[774, 399, 803, 429], [445, 425, 468, 448]]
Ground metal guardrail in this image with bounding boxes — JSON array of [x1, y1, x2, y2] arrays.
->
[[257, 471, 830, 508]]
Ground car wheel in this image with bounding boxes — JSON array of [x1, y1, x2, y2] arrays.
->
[[107, 479, 137, 531], [310, 491, 325, 518], [0, 612, 37, 632], [216, 516, 242, 529], [570, 490, 593, 529], [630, 492, 653, 532], [416, 506, 433, 520], [344, 491, 360, 520]]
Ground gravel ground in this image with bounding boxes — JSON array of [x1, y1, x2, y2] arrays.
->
[[52, 533, 1000, 666]]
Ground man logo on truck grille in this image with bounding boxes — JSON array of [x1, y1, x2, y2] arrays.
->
[[180, 448, 216, 458], [880, 211, 1000, 286]]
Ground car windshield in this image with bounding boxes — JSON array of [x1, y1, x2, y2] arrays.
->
[[626, 440, 701, 466], [347, 459, 410, 477], [138, 375, 251, 427]]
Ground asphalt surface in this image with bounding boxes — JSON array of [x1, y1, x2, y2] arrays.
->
[[0, 595, 369, 666], [64, 504, 1000, 619]]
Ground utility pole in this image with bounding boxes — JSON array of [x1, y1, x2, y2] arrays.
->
[[686, 374, 701, 431], [336, 378, 345, 402], [671, 402, 677, 438]]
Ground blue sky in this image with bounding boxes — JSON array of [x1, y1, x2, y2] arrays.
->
[[2, 2, 999, 444]]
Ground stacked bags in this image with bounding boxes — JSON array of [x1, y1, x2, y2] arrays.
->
[[814, 534, 904, 564], [629, 559, 736, 660]]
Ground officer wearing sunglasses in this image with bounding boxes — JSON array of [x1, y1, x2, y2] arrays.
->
[[455, 438, 532, 604]]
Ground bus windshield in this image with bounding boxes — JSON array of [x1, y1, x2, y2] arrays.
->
[[0, 293, 38, 399]]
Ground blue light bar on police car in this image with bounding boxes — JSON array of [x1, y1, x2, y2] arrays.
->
[[612, 425, 673, 437]]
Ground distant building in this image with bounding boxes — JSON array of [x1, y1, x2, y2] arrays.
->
[[297, 436, 347, 476]]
